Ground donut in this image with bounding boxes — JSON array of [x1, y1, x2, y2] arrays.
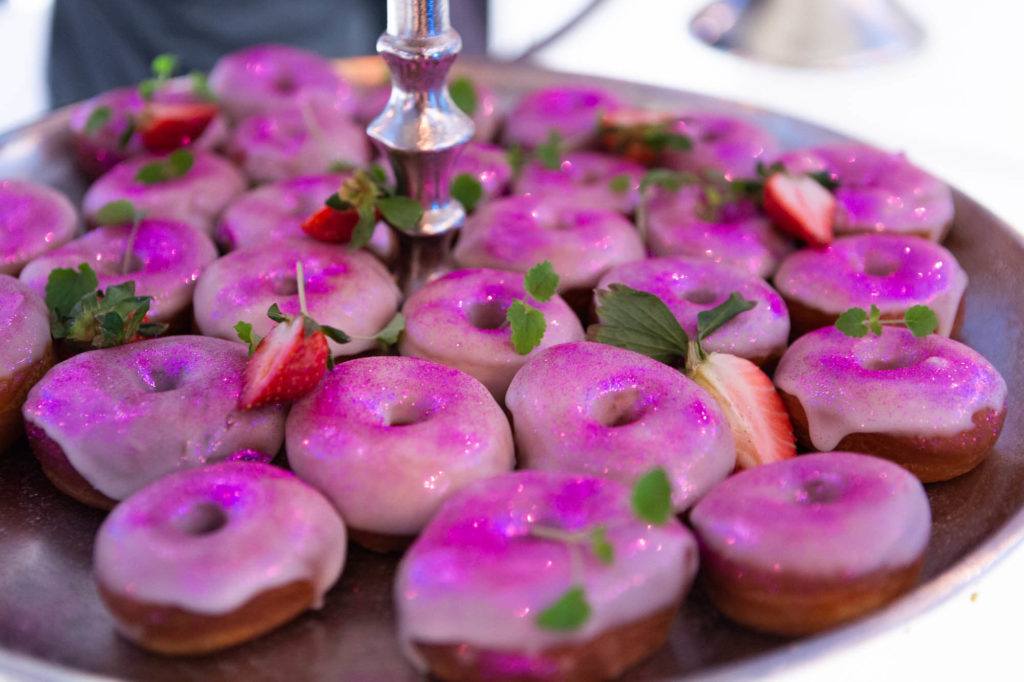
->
[[690, 452, 930, 635], [399, 268, 585, 399], [664, 112, 778, 179], [646, 185, 793, 278], [773, 233, 968, 337], [358, 77, 500, 142], [94, 461, 345, 655], [194, 240, 401, 357], [22, 336, 287, 508], [19, 218, 217, 327], [82, 151, 247, 236], [774, 326, 1006, 482], [503, 86, 620, 150], [0, 276, 54, 452], [597, 257, 790, 366], [514, 151, 645, 214], [286, 355, 514, 551], [214, 173, 397, 261], [208, 43, 356, 120], [0, 179, 78, 275], [396, 470, 699, 681], [776, 143, 954, 242], [452, 142, 512, 203], [505, 341, 736, 511]]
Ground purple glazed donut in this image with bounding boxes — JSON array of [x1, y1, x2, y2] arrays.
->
[[208, 43, 356, 120], [0, 180, 78, 275], [399, 268, 584, 399], [22, 336, 287, 507], [193, 240, 400, 357], [358, 77, 500, 142], [773, 233, 968, 337], [664, 113, 778, 179], [514, 151, 645, 214], [286, 356, 515, 547], [646, 185, 793, 278], [0, 275, 53, 452], [505, 341, 736, 511], [451, 143, 512, 203], [396, 470, 698, 680], [503, 86, 620, 150], [690, 452, 930, 635], [776, 143, 954, 242], [82, 151, 246, 236], [597, 257, 790, 365], [94, 461, 346, 654]]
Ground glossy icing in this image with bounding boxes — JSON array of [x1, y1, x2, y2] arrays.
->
[[0, 275, 51, 378], [452, 142, 512, 201], [773, 233, 968, 336], [399, 268, 584, 398], [22, 336, 287, 501], [19, 219, 217, 323], [287, 356, 515, 536], [94, 461, 345, 615], [597, 257, 790, 362], [503, 86, 620, 150], [193, 240, 400, 356], [665, 113, 778, 179], [505, 341, 736, 511], [514, 151, 645, 214], [452, 195, 645, 291], [0, 180, 78, 275], [774, 326, 1006, 450]]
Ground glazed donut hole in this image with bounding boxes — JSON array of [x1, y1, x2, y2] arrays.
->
[[852, 335, 932, 372], [467, 298, 511, 331], [379, 395, 437, 428], [269, 272, 300, 296], [138, 365, 185, 394], [171, 500, 231, 537], [680, 287, 721, 306], [791, 471, 845, 505], [860, 249, 903, 278], [589, 386, 649, 428]]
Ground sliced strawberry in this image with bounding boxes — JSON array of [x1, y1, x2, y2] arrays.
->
[[240, 317, 329, 409], [301, 206, 359, 243], [690, 352, 796, 470], [598, 108, 679, 166], [763, 173, 836, 246], [138, 102, 218, 154]]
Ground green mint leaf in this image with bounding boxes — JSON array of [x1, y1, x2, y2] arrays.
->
[[190, 71, 214, 100], [234, 321, 259, 356], [729, 176, 765, 200], [535, 131, 563, 170], [506, 145, 526, 177], [536, 586, 591, 631], [904, 305, 938, 337], [507, 299, 546, 355], [868, 304, 883, 336], [589, 526, 615, 565], [349, 204, 377, 250], [608, 174, 631, 194], [135, 160, 169, 184], [151, 53, 178, 80], [138, 79, 158, 101], [167, 148, 194, 176], [835, 307, 869, 337], [643, 126, 692, 152], [45, 263, 99, 320], [324, 192, 348, 210], [639, 168, 691, 193], [266, 303, 289, 324], [84, 106, 112, 135], [135, 149, 193, 185], [376, 196, 423, 233], [117, 121, 136, 149], [374, 312, 405, 346], [524, 261, 559, 302], [448, 76, 477, 116], [696, 292, 756, 341], [589, 284, 689, 365], [450, 173, 483, 214], [808, 170, 840, 191], [631, 467, 672, 524], [320, 325, 352, 345], [94, 200, 138, 226]]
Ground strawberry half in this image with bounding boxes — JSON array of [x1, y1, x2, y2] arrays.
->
[[690, 352, 796, 470], [301, 205, 359, 243], [138, 102, 218, 154], [763, 173, 836, 246], [240, 316, 329, 409]]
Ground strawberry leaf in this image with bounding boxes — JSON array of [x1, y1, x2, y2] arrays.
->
[[696, 292, 756, 341], [536, 586, 591, 631], [366, 164, 390, 191], [642, 125, 692, 151], [448, 76, 477, 116], [631, 467, 672, 524], [588, 526, 615, 565], [589, 284, 689, 366], [84, 106, 112, 135], [348, 204, 377, 250], [234, 321, 260, 356], [535, 131, 564, 170], [377, 196, 423, 233], [374, 313, 405, 346], [507, 300, 546, 355], [267, 303, 289, 324], [324, 192, 348, 210], [524, 261, 559, 302], [808, 170, 840, 191], [320, 325, 352, 345], [835, 307, 869, 337], [45, 263, 99, 323], [450, 173, 483, 213], [904, 305, 938, 337]]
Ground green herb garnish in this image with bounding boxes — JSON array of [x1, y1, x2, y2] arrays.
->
[[84, 106, 112, 135], [450, 173, 484, 213], [506, 261, 561, 355], [135, 148, 194, 184], [448, 76, 478, 117], [835, 304, 938, 338], [139, 53, 179, 100]]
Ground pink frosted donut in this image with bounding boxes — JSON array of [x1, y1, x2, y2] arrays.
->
[[22, 336, 287, 507], [690, 452, 930, 635], [82, 151, 246, 235], [208, 43, 356, 120], [399, 268, 584, 399], [214, 173, 397, 261], [94, 461, 345, 654], [194, 240, 400, 357], [597, 257, 790, 365], [647, 185, 793, 278], [0, 275, 54, 451], [505, 341, 736, 511], [773, 233, 967, 337], [358, 78, 500, 141], [664, 113, 778, 179], [286, 356, 514, 547], [452, 195, 645, 292], [0, 180, 78, 275], [451, 142, 512, 202], [776, 143, 954, 242], [503, 86, 620, 150], [514, 151, 645, 214], [396, 470, 698, 680], [19, 219, 217, 324]]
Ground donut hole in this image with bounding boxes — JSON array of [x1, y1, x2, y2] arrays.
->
[[854, 343, 925, 371], [274, 75, 298, 95], [683, 288, 719, 306], [862, 251, 901, 277], [384, 398, 434, 427], [794, 474, 844, 505], [591, 387, 646, 428], [173, 501, 229, 536], [468, 300, 509, 330], [144, 368, 182, 393], [271, 274, 299, 296]]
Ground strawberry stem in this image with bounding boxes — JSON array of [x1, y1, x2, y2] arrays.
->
[[296, 261, 308, 317]]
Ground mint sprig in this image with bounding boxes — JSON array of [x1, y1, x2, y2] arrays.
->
[[139, 53, 178, 100], [537, 586, 591, 631], [631, 468, 673, 524], [84, 106, 112, 135], [448, 76, 477, 117], [450, 173, 483, 213], [506, 261, 560, 355], [835, 304, 938, 338], [135, 148, 194, 184], [534, 131, 564, 170]]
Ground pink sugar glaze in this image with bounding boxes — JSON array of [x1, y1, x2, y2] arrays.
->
[[22, 336, 287, 501], [81, 151, 246, 236], [646, 185, 794, 278], [514, 151, 645, 214], [94, 461, 345, 615], [399, 268, 584, 399], [19, 218, 217, 323], [665, 113, 779, 179], [690, 452, 930, 579], [0, 180, 78, 275], [776, 143, 954, 242], [452, 142, 512, 201], [503, 86, 620, 150], [208, 43, 356, 120], [286, 356, 514, 536], [357, 78, 500, 141], [505, 341, 736, 511], [774, 326, 1006, 451], [193, 239, 400, 356], [396, 470, 697, 663], [0, 275, 51, 377], [773, 233, 967, 336], [452, 195, 645, 291], [597, 257, 790, 362]]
